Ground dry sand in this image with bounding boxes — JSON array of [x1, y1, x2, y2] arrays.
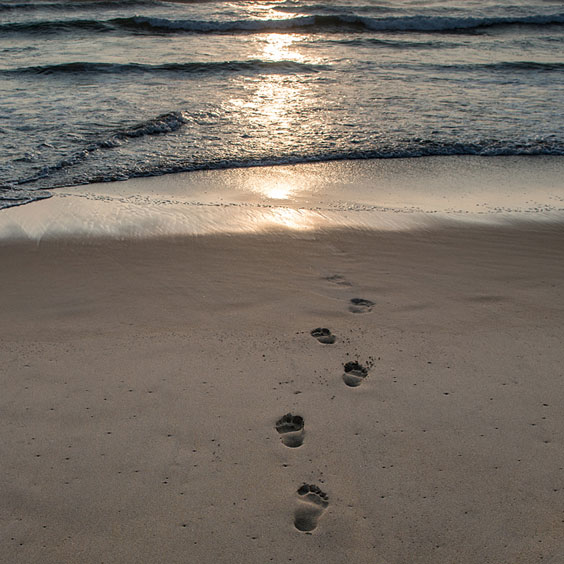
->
[[1, 221, 564, 563]]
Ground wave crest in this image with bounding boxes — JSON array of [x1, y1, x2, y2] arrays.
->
[[3, 12, 564, 35], [5, 60, 325, 77], [15, 112, 188, 186], [111, 13, 564, 33]]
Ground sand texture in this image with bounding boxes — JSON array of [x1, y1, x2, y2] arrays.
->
[[1, 225, 564, 563]]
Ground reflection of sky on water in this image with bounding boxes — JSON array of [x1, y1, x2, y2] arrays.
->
[[227, 71, 316, 145], [228, 32, 317, 134], [225, 32, 324, 202]]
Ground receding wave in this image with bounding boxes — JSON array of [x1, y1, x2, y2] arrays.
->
[[15, 111, 189, 186], [3, 12, 564, 35], [0, 187, 51, 210], [13, 136, 564, 193], [4, 60, 326, 77]]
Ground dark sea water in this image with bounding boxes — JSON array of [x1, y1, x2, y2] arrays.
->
[[1, 0, 563, 209]]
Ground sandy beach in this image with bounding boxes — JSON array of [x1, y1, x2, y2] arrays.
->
[[1, 158, 564, 563], [3, 0, 564, 558]]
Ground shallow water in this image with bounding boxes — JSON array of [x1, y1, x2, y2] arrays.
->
[[1, 0, 563, 208]]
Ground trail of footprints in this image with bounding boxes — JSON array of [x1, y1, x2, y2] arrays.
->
[[277, 295, 372, 532]]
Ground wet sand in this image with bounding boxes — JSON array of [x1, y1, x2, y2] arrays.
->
[[1, 221, 564, 564], [2, 155, 564, 240]]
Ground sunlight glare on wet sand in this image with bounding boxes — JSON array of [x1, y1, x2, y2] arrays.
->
[[257, 180, 296, 200], [258, 206, 320, 230]]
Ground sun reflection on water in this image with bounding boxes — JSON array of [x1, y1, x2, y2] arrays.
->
[[248, 76, 304, 129], [227, 32, 317, 146], [261, 33, 305, 62], [224, 31, 323, 210]]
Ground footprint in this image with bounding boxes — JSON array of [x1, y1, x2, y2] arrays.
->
[[311, 328, 336, 344], [349, 298, 374, 314], [343, 361, 368, 387], [294, 484, 329, 532], [276, 413, 305, 448], [323, 274, 352, 287]]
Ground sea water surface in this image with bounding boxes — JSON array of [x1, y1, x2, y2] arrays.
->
[[1, 0, 563, 209]]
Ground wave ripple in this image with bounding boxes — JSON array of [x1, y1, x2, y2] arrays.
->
[[3, 12, 564, 35], [4, 60, 326, 77]]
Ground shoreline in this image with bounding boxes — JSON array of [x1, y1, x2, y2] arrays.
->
[[2, 155, 564, 241]]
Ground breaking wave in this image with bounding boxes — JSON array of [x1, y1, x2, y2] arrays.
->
[[14, 112, 189, 186], [3, 12, 564, 35]]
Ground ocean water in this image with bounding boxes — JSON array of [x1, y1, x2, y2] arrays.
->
[[1, 0, 563, 209]]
